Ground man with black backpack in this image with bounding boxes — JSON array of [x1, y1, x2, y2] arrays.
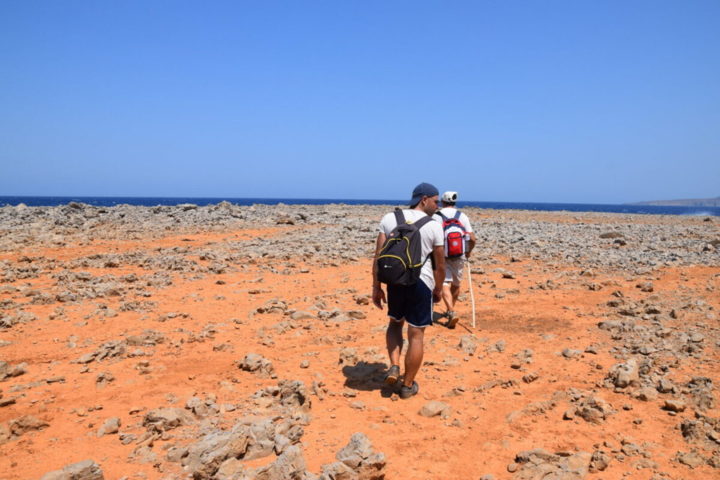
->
[[433, 191, 477, 329], [372, 183, 445, 399]]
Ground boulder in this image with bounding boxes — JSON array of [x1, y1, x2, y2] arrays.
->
[[320, 433, 386, 480], [40, 460, 104, 480], [252, 445, 308, 480], [512, 449, 591, 480], [609, 358, 639, 388], [143, 408, 194, 431], [238, 353, 276, 379], [9, 415, 49, 436]]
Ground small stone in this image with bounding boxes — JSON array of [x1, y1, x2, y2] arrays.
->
[[354, 295, 370, 305], [97, 417, 121, 436], [419, 401, 451, 418], [290, 311, 315, 320], [338, 348, 358, 365], [562, 348, 581, 359], [689, 332, 705, 343], [237, 353, 275, 378], [589, 450, 611, 472], [663, 399, 686, 412], [633, 387, 658, 402], [657, 378, 675, 394], [677, 450, 705, 468], [459, 335, 478, 356], [346, 310, 366, 320]]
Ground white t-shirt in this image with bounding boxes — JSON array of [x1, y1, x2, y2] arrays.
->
[[378, 209, 444, 289], [433, 207, 473, 233]]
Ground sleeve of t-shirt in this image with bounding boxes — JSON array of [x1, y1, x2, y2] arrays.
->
[[460, 212, 473, 233], [430, 221, 444, 246], [378, 212, 395, 235]]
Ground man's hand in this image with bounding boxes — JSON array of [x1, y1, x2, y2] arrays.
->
[[371, 233, 387, 310], [465, 233, 477, 259], [432, 286, 442, 303], [372, 285, 386, 309]]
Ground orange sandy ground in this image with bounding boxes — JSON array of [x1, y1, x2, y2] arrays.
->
[[0, 226, 718, 479]]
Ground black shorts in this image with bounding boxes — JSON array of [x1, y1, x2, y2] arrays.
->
[[387, 280, 433, 328]]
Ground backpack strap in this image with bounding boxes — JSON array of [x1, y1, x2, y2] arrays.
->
[[413, 215, 433, 230], [393, 208, 405, 226], [453, 210, 461, 220], [411, 215, 435, 269], [438, 212, 449, 221]]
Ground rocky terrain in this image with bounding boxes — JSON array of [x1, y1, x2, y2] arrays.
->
[[632, 197, 720, 207], [0, 202, 718, 479]]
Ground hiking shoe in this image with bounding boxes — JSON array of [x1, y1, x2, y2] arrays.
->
[[446, 311, 459, 329], [399, 381, 419, 399], [384, 365, 400, 385]]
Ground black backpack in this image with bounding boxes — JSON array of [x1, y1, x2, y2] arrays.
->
[[376, 209, 433, 286]]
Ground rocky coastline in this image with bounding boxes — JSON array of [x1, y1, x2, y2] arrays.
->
[[0, 202, 718, 479]]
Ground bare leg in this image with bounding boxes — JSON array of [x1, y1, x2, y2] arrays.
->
[[446, 282, 461, 328], [450, 283, 461, 306], [386, 319, 404, 367], [441, 282, 453, 312], [403, 326, 425, 386]]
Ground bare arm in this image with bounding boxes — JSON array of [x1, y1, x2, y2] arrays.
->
[[431, 245, 445, 302], [466, 232, 477, 257], [372, 232, 387, 309]]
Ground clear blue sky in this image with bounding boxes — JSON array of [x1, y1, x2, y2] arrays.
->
[[1, 1, 718, 203]]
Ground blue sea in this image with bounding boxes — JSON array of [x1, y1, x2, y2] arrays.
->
[[1, 196, 718, 217]]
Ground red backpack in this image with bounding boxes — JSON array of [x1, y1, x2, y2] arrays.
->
[[438, 211, 467, 258]]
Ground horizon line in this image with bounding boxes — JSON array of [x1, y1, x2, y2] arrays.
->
[[1, 194, 716, 207]]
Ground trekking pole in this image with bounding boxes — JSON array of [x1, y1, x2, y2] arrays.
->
[[466, 257, 476, 328]]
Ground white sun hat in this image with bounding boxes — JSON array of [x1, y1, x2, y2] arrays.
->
[[441, 191, 458, 203]]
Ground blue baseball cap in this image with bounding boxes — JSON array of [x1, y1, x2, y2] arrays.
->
[[410, 182, 439, 207]]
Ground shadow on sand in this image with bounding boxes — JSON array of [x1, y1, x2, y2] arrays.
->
[[341, 361, 397, 398]]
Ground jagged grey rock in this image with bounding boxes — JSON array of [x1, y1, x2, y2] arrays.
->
[[9, 415, 49, 436], [320, 432, 386, 480], [609, 358, 639, 388], [97, 417, 121, 437], [237, 353, 276, 378], [40, 460, 104, 480], [143, 407, 194, 431], [512, 449, 591, 480]]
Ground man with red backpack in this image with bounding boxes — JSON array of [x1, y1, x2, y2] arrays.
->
[[433, 191, 477, 329]]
